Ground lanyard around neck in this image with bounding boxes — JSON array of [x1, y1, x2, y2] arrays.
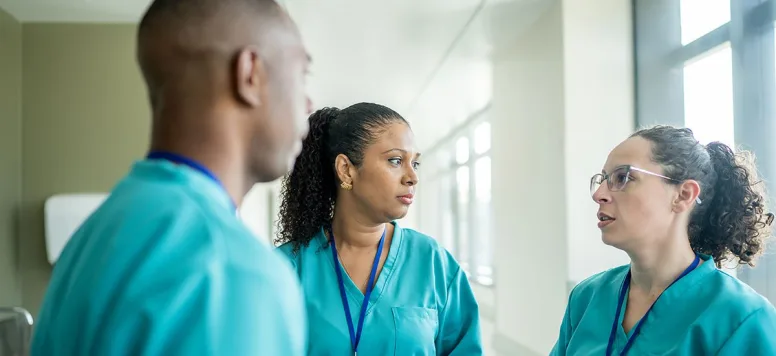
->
[[606, 253, 701, 356], [146, 151, 236, 211], [329, 227, 386, 355]]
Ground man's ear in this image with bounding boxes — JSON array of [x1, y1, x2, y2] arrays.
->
[[234, 46, 265, 107]]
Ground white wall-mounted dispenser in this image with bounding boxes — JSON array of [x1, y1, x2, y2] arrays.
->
[[43, 193, 108, 265]]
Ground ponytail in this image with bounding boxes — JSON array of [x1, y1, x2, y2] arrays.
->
[[632, 126, 773, 267], [688, 142, 773, 267], [275, 107, 340, 252]]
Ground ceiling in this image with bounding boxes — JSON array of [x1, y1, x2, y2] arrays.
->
[[0, 0, 550, 149]]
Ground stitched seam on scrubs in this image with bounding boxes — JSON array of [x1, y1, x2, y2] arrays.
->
[[179, 193, 229, 265], [564, 285, 577, 337], [365, 222, 404, 315], [441, 266, 462, 313], [715, 306, 767, 353], [435, 265, 463, 346]]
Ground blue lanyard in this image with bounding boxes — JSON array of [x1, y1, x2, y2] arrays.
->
[[146, 151, 236, 211], [606, 254, 701, 356], [329, 227, 385, 355]]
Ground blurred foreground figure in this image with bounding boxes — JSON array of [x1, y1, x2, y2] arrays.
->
[[32, 0, 313, 354]]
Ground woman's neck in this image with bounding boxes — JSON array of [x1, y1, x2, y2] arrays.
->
[[331, 202, 386, 250], [627, 234, 698, 296]]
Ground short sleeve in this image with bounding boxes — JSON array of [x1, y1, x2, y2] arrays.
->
[[716, 306, 776, 356], [435, 267, 484, 355]]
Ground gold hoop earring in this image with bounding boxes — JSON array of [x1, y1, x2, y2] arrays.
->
[[340, 182, 353, 191]]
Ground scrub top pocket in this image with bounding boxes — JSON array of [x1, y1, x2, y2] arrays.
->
[[392, 307, 439, 356]]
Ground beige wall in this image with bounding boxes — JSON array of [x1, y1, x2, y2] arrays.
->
[[19, 24, 149, 316], [0, 7, 22, 307]]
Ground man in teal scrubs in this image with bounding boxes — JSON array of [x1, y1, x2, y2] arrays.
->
[[31, 0, 313, 355]]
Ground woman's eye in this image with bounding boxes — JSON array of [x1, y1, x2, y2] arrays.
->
[[614, 172, 628, 184], [389, 158, 401, 166], [412, 161, 421, 170]]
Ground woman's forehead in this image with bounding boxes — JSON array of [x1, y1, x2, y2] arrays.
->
[[604, 137, 656, 172], [370, 122, 417, 151]]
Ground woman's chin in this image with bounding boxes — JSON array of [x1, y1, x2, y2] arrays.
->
[[387, 206, 409, 221], [601, 232, 622, 247]]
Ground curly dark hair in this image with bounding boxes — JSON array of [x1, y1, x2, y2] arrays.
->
[[632, 126, 774, 267], [275, 102, 408, 252]]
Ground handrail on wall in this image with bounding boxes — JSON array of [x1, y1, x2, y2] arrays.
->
[[0, 307, 33, 356]]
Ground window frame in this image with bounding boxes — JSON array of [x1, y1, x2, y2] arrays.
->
[[423, 106, 494, 287], [634, 0, 776, 302]]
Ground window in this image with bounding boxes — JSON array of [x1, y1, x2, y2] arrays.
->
[[773, 23, 776, 100], [680, 0, 730, 45], [456, 166, 470, 271], [418, 114, 493, 286], [636, 0, 776, 302], [473, 122, 491, 154], [474, 155, 493, 285], [683, 44, 735, 148], [440, 175, 455, 255], [456, 137, 470, 164]]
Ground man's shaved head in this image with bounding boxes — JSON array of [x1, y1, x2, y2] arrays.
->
[[136, 0, 313, 187], [137, 0, 295, 107]]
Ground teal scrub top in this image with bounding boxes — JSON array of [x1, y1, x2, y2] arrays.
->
[[277, 223, 483, 355], [32, 159, 307, 356], [551, 254, 776, 355]]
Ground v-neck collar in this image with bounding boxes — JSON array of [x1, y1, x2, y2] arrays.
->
[[316, 221, 404, 315], [614, 254, 716, 343]]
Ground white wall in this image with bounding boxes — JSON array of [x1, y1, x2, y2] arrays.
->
[[562, 0, 633, 284], [237, 0, 483, 243], [414, 0, 635, 354], [488, 0, 634, 354], [490, 2, 569, 353], [241, 181, 281, 245]]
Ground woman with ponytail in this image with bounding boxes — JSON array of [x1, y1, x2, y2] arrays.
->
[[552, 126, 776, 355], [276, 102, 482, 355]]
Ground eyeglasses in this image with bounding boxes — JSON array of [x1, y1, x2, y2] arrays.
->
[[592, 166, 776, 225], [590, 165, 700, 203]]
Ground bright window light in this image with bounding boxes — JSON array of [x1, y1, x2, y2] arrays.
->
[[683, 44, 735, 150], [680, 0, 730, 45]]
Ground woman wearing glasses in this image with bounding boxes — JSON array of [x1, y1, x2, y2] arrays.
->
[[551, 126, 776, 355]]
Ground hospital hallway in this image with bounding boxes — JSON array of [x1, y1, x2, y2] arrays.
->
[[1, 0, 776, 355]]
